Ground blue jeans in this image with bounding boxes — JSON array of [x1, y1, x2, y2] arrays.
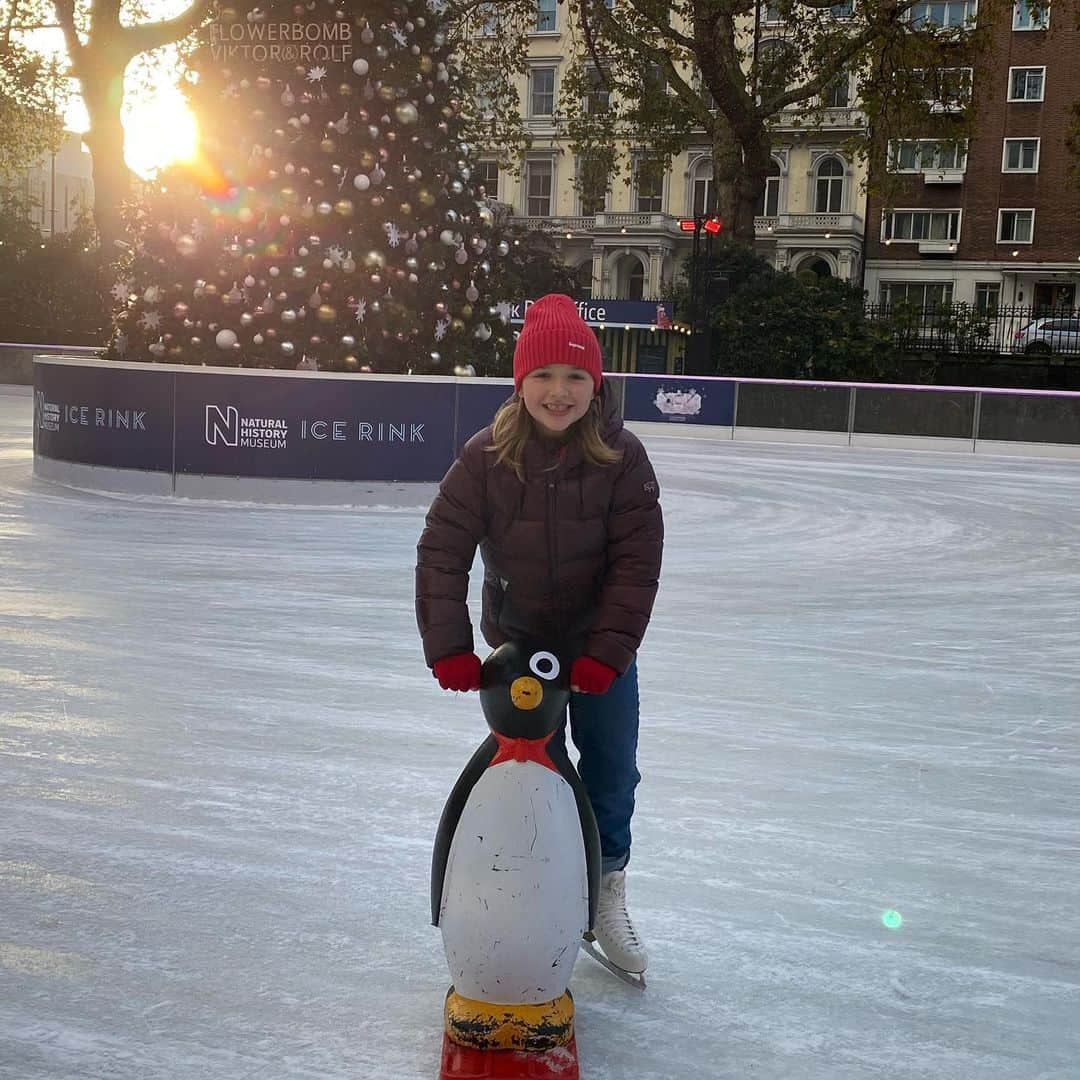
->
[[566, 660, 641, 875]]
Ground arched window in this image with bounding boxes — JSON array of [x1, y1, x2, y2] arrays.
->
[[815, 157, 844, 213], [754, 159, 782, 217], [690, 157, 715, 217], [627, 259, 646, 300]]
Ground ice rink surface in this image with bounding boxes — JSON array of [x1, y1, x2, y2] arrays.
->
[[1, 383, 1078, 1080]]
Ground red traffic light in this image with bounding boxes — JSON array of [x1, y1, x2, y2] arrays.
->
[[703, 217, 723, 234]]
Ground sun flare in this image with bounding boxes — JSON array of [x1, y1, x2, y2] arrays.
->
[[123, 88, 199, 179]]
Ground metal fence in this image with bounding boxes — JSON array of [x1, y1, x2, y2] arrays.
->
[[864, 304, 1080, 358]]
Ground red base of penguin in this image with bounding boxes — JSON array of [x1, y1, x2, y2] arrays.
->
[[439, 1034, 580, 1079]]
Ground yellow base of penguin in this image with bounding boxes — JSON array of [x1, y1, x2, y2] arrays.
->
[[443, 987, 574, 1052]]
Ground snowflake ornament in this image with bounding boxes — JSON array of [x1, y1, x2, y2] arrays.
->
[[493, 301, 514, 325], [138, 311, 161, 332], [306, 65, 328, 83], [110, 280, 133, 304], [327, 245, 345, 266], [434, 316, 451, 341], [391, 27, 408, 46], [384, 222, 402, 248], [355, 299, 367, 323]]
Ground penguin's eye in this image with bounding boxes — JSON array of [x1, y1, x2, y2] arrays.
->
[[529, 651, 560, 681]]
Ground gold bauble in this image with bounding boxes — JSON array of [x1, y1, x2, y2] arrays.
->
[[333, 198, 355, 216], [398, 202, 412, 217], [280, 186, 298, 204], [417, 188, 435, 207], [342, 354, 359, 370], [363, 250, 386, 269], [451, 318, 465, 333], [320, 138, 336, 154], [316, 304, 337, 323]]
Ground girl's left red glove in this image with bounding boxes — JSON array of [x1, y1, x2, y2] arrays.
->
[[570, 656, 618, 695]]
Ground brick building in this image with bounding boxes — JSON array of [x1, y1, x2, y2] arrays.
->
[[863, 0, 1080, 313]]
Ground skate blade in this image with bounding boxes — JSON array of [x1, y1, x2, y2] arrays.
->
[[439, 1033, 579, 1078], [580, 939, 647, 990]]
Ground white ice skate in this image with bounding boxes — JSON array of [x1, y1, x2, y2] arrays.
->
[[582, 870, 647, 990]]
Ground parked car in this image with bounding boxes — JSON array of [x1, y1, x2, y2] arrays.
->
[[1013, 316, 1080, 356]]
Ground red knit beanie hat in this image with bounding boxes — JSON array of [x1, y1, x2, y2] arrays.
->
[[513, 294, 603, 394]]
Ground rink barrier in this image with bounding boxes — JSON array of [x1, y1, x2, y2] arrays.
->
[[31, 357, 1080, 502]]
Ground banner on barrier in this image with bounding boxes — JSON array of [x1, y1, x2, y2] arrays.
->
[[622, 376, 736, 426], [33, 362, 174, 471], [174, 373, 457, 481]]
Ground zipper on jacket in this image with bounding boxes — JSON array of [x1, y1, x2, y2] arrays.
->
[[547, 474, 564, 639]]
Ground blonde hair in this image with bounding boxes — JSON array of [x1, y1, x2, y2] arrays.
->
[[487, 397, 622, 481]]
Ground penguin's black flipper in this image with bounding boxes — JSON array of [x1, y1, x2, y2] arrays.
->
[[549, 731, 602, 932], [430, 734, 498, 927]]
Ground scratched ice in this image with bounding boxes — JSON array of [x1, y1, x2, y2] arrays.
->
[[1, 384, 1078, 1079]]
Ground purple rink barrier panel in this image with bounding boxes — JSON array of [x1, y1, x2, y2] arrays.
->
[[30, 359, 1080, 501], [33, 359, 174, 472], [173, 370, 455, 482]]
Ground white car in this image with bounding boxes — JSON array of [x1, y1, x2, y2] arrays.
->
[[1013, 316, 1080, 356]]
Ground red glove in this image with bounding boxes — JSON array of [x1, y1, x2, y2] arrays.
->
[[433, 652, 482, 692], [570, 656, 618, 695]]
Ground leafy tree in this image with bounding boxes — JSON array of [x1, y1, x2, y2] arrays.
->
[[670, 240, 897, 378], [0, 192, 105, 342], [447, 0, 1008, 245], [0, 3, 66, 176], [48, 0, 214, 253]]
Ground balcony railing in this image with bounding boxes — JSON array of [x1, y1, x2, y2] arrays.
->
[[509, 212, 685, 236], [755, 213, 864, 236]]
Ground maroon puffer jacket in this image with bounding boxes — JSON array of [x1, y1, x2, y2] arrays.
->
[[415, 387, 663, 674]]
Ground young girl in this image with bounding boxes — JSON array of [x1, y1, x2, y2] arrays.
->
[[415, 292, 663, 974]]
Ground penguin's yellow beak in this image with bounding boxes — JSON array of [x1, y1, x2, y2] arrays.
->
[[509, 676, 543, 710]]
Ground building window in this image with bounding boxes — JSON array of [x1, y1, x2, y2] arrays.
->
[[689, 157, 715, 216], [914, 67, 973, 112], [476, 3, 498, 35], [763, 1, 785, 23], [882, 209, 962, 241], [577, 154, 609, 215], [627, 260, 646, 300], [815, 157, 844, 213], [888, 139, 968, 171], [535, 0, 556, 32], [1013, 0, 1049, 29], [1002, 138, 1040, 172], [905, 0, 977, 27], [825, 72, 850, 108], [476, 160, 500, 198], [634, 157, 665, 213], [529, 68, 556, 117], [524, 159, 553, 216], [997, 208, 1034, 243], [1008, 66, 1045, 101], [754, 160, 782, 216], [879, 281, 954, 308], [583, 65, 610, 114], [974, 282, 1001, 312], [830, 0, 855, 15]]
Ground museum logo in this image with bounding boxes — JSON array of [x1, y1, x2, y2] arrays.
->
[[205, 405, 288, 450]]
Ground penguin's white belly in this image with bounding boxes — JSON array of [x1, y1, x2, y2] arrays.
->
[[439, 761, 587, 1004]]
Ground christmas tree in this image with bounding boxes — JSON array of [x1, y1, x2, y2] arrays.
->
[[109, 0, 505, 374]]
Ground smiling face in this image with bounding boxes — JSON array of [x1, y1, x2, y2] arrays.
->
[[520, 364, 595, 439]]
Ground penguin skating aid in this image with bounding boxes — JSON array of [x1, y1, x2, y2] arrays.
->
[[431, 643, 602, 1079]]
